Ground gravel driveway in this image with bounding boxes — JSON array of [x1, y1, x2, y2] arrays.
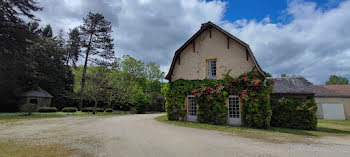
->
[[1, 114, 350, 157]]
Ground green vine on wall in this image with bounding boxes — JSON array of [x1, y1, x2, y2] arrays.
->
[[163, 70, 274, 129]]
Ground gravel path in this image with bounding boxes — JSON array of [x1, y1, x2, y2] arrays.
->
[[1, 114, 350, 157]]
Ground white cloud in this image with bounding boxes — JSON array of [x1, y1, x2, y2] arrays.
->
[[222, 0, 350, 84], [35, 0, 350, 84]]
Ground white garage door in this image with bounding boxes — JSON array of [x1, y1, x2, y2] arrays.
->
[[322, 104, 346, 120]]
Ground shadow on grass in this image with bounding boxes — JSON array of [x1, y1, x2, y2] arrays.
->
[[253, 126, 350, 137]]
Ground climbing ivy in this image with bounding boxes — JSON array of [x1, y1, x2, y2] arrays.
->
[[163, 71, 274, 129]]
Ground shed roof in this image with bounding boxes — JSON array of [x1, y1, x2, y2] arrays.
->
[[165, 21, 265, 81], [268, 77, 314, 94], [311, 85, 350, 98], [21, 87, 53, 98]]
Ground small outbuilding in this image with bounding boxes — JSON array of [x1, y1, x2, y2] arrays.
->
[[20, 87, 53, 109], [269, 76, 314, 98], [312, 85, 350, 120]]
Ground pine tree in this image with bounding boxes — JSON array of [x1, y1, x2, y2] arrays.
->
[[78, 12, 114, 109], [66, 27, 81, 67]]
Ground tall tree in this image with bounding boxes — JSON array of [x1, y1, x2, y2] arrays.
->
[[78, 12, 114, 109], [42, 24, 53, 38], [65, 27, 81, 67], [56, 29, 66, 48], [326, 75, 349, 85], [0, 0, 42, 111]]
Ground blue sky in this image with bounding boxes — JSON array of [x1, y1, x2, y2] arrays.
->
[[35, 0, 350, 84], [222, 0, 343, 23]]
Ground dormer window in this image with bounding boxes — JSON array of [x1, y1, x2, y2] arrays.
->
[[207, 60, 217, 79]]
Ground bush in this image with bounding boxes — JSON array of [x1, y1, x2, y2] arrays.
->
[[62, 107, 78, 112], [105, 108, 113, 112], [197, 100, 227, 125], [270, 97, 317, 130], [95, 108, 104, 112], [20, 103, 37, 115], [81, 107, 93, 112], [130, 107, 137, 114], [131, 91, 151, 114], [38, 107, 57, 112]]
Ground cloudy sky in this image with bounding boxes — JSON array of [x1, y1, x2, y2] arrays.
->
[[34, 0, 350, 84]]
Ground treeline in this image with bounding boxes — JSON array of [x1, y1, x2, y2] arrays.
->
[[0, 0, 165, 113], [72, 55, 165, 113]]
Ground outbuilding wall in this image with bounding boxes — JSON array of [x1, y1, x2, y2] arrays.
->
[[315, 97, 350, 120]]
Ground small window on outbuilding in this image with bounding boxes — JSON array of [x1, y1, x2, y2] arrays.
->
[[207, 60, 217, 79], [29, 99, 38, 105]]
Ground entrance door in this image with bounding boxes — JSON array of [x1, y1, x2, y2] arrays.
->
[[322, 104, 346, 120], [228, 96, 241, 125], [187, 96, 197, 122]]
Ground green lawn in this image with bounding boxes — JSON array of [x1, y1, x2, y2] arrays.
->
[[0, 111, 130, 122], [155, 115, 350, 143]]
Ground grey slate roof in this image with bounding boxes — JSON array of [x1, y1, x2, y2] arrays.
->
[[21, 87, 53, 98], [311, 85, 350, 97], [268, 77, 314, 94]]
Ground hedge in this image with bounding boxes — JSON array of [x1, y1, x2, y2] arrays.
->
[[105, 108, 113, 112], [82, 107, 104, 112], [270, 97, 317, 130], [62, 107, 78, 112], [163, 71, 273, 128], [38, 107, 57, 112]]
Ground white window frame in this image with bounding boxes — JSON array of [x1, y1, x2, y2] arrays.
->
[[207, 60, 217, 80], [228, 95, 240, 119], [187, 95, 197, 116]]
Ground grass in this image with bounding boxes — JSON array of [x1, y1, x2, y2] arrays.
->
[[0, 139, 76, 157], [155, 115, 350, 143], [0, 111, 130, 124]]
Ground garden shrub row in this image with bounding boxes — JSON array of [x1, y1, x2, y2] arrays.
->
[[38, 107, 57, 112], [62, 107, 78, 112], [270, 97, 317, 130], [81, 107, 113, 112]]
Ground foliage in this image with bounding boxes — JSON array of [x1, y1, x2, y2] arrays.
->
[[81, 107, 94, 112], [131, 91, 151, 114], [62, 107, 78, 112], [20, 104, 37, 115], [38, 107, 57, 112], [26, 37, 75, 106], [270, 97, 318, 130], [42, 24, 53, 38], [72, 55, 164, 112], [326, 75, 349, 85], [0, 1, 42, 111], [65, 27, 81, 67], [163, 71, 273, 129], [105, 108, 113, 112]]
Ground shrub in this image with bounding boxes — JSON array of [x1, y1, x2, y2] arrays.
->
[[81, 107, 93, 112], [130, 107, 137, 114], [131, 91, 151, 114], [95, 108, 104, 112], [38, 107, 57, 112], [105, 108, 113, 112], [270, 97, 317, 130], [62, 107, 78, 112], [20, 103, 37, 115]]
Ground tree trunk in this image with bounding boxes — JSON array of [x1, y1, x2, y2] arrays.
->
[[93, 99, 97, 114], [78, 50, 89, 110], [78, 33, 93, 110]]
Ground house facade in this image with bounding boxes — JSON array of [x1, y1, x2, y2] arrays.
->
[[165, 22, 265, 125]]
